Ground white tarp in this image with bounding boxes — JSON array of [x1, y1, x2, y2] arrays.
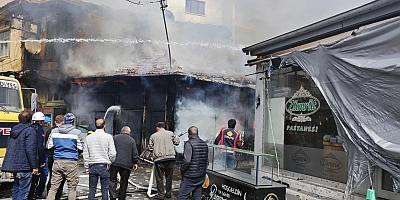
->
[[280, 18, 400, 198]]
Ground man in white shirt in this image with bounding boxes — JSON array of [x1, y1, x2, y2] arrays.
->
[[83, 118, 116, 200]]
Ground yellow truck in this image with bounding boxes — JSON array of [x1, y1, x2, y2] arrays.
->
[[0, 75, 36, 187]]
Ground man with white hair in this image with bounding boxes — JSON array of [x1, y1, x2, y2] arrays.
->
[[109, 126, 139, 200]]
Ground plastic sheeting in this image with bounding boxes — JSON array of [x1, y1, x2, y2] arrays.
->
[[279, 18, 400, 198]]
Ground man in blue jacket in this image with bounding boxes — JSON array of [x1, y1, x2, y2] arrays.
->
[[47, 113, 83, 200], [44, 115, 65, 200], [2, 110, 39, 200]]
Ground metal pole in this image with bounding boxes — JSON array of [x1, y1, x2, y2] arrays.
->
[[256, 155, 259, 185]]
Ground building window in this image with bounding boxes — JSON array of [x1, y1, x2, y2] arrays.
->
[[186, 0, 205, 15], [47, 91, 62, 101], [45, 21, 58, 59], [47, 93, 62, 101], [0, 31, 10, 57]]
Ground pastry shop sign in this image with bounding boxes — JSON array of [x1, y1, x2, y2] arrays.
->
[[286, 86, 320, 123]]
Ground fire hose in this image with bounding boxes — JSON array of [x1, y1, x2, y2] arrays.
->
[[177, 131, 187, 137]]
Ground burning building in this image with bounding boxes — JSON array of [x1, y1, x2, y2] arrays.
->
[[0, 0, 255, 152], [70, 69, 255, 153]]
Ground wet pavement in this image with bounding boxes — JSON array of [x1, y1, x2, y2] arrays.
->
[[0, 159, 182, 200], [0, 159, 302, 200]]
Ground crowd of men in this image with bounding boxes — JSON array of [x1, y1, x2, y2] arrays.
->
[[2, 109, 241, 200]]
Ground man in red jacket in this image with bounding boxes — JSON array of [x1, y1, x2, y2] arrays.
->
[[214, 119, 242, 169]]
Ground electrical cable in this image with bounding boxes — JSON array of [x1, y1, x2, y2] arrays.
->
[[125, 0, 142, 5], [266, 61, 283, 183], [125, 0, 160, 5]]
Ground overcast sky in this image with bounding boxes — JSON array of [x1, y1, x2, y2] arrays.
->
[[1, 0, 375, 39], [0, 0, 376, 76], [83, 0, 375, 38]]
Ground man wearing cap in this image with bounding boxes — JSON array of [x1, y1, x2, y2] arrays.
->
[[148, 122, 180, 199], [47, 113, 83, 200]]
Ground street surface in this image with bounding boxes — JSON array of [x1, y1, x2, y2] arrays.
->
[[0, 160, 182, 200], [0, 158, 303, 200]]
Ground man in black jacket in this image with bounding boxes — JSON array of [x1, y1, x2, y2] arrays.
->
[[109, 126, 139, 200], [2, 110, 39, 200], [29, 112, 47, 200], [177, 126, 209, 200]]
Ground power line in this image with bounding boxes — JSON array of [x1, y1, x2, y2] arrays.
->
[[125, 0, 160, 5], [125, 0, 142, 5]]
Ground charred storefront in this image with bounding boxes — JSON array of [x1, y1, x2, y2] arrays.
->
[[69, 73, 255, 154]]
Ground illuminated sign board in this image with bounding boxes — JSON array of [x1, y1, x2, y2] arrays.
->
[[286, 86, 320, 123]]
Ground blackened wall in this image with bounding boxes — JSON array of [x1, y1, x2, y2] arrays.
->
[[68, 75, 255, 153]]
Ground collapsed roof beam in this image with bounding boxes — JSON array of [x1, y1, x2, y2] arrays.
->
[[242, 0, 400, 57]]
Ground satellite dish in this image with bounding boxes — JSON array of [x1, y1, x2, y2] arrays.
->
[[25, 38, 42, 54]]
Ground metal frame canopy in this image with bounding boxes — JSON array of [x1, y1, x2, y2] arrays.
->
[[242, 0, 400, 58]]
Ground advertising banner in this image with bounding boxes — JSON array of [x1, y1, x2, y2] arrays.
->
[[202, 170, 286, 200]]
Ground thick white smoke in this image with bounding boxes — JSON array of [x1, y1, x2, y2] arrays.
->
[[174, 97, 246, 153]]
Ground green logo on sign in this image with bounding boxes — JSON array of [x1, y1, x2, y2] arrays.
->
[[320, 153, 343, 170], [267, 148, 282, 159], [287, 99, 318, 112], [285, 86, 320, 123], [292, 149, 310, 164]]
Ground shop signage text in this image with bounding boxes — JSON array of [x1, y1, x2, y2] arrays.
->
[[0, 127, 11, 135], [202, 184, 245, 200], [286, 125, 319, 133], [292, 149, 310, 164], [320, 153, 343, 170], [0, 80, 18, 90], [286, 86, 320, 123]]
